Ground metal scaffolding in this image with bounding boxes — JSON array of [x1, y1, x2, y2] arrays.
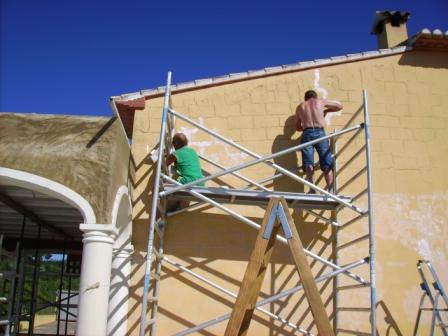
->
[[414, 260, 448, 336], [139, 71, 376, 335], [0, 222, 80, 336]]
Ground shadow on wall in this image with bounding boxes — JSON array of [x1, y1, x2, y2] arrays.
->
[[86, 117, 117, 149], [128, 115, 338, 335], [271, 115, 330, 250], [127, 229, 335, 335], [271, 115, 302, 193], [376, 300, 404, 336], [128, 197, 336, 334], [130, 152, 154, 241], [134, 209, 332, 264], [336, 300, 404, 336], [398, 50, 448, 69]]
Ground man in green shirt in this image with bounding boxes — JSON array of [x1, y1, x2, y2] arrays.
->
[[166, 133, 204, 211], [166, 132, 204, 186]]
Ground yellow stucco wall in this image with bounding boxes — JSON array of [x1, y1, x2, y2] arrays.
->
[[128, 50, 448, 335]]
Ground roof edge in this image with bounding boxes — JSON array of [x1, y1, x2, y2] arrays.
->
[[0, 112, 113, 120], [111, 45, 410, 103]]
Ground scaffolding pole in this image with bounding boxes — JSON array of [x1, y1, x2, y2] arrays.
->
[[138, 72, 376, 335], [363, 90, 377, 336], [139, 71, 172, 336]]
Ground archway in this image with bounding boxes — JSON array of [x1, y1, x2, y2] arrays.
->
[[0, 167, 96, 335], [0, 167, 96, 224]]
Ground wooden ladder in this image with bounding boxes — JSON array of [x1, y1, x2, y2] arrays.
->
[[224, 197, 335, 336]]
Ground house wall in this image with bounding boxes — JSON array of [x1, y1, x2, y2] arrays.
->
[[129, 50, 448, 335], [0, 113, 131, 223]]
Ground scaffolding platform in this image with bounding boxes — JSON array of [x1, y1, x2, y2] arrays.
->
[[164, 184, 352, 210]]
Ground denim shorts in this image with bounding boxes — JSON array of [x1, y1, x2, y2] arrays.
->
[[300, 128, 333, 172]]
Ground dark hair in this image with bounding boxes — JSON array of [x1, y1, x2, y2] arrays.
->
[[172, 133, 188, 150], [304, 90, 317, 101]]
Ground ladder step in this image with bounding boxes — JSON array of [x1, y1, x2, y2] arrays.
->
[[147, 296, 159, 302], [0, 319, 9, 326], [147, 318, 156, 326], [150, 272, 160, 280], [420, 308, 448, 312]]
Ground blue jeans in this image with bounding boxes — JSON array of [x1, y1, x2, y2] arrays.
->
[[300, 128, 333, 172]]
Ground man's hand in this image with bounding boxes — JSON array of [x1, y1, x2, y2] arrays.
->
[[166, 154, 176, 166]]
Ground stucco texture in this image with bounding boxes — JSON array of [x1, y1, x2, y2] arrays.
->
[[129, 50, 448, 335], [0, 113, 131, 224]]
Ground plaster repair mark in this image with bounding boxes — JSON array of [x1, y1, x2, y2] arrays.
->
[[313, 69, 328, 99], [313, 69, 342, 125], [418, 239, 432, 260], [179, 117, 248, 167], [375, 192, 448, 260]]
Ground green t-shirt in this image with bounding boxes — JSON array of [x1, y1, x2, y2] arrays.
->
[[173, 146, 205, 186]]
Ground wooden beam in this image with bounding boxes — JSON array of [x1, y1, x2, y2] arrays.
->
[[280, 198, 335, 336], [225, 197, 335, 336], [0, 193, 73, 239], [225, 199, 280, 336]]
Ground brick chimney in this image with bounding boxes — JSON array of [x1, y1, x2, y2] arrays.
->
[[371, 11, 411, 49]]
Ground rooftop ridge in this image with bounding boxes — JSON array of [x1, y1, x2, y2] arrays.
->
[[111, 46, 411, 102]]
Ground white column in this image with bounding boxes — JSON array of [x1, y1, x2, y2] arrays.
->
[[76, 224, 117, 336], [107, 245, 133, 336]]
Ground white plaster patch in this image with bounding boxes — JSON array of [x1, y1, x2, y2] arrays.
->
[[313, 69, 342, 125], [179, 126, 199, 143], [374, 192, 448, 290], [178, 118, 249, 170], [223, 143, 249, 166], [150, 149, 159, 163], [385, 260, 408, 268], [418, 239, 432, 260], [375, 192, 448, 248], [193, 141, 214, 147], [313, 69, 328, 99]]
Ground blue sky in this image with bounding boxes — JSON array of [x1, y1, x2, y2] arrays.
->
[[1, 0, 447, 116]]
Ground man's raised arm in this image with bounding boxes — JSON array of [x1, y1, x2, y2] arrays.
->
[[323, 100, 343, 113]]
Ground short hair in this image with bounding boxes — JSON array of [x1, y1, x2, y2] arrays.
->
[[172, 133, 188, 150], [304, 90, 317, 101]]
